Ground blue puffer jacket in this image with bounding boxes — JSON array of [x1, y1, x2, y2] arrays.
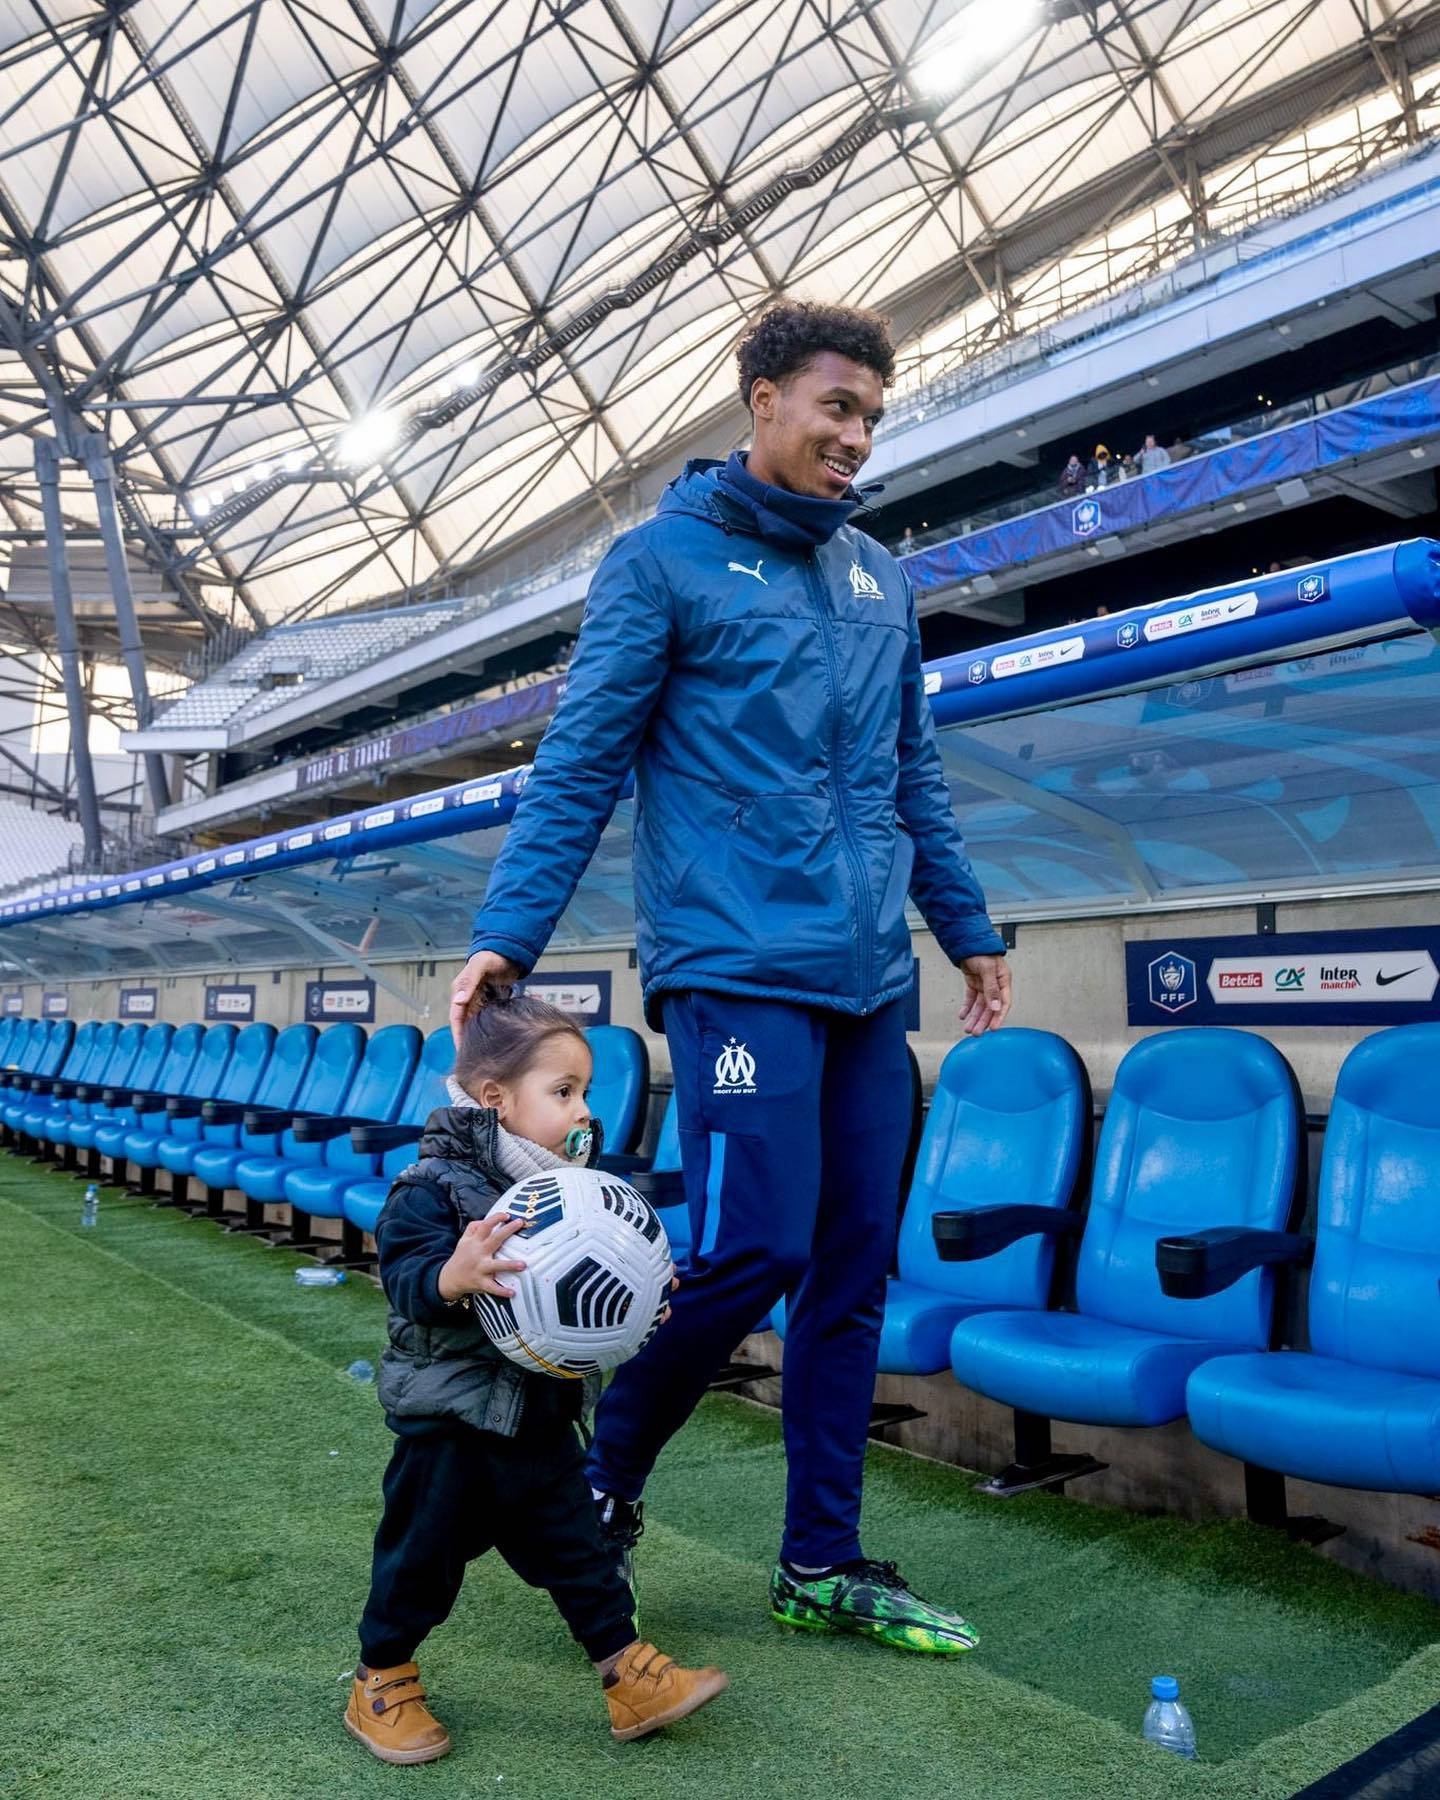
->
[[471, 460, 1002, 1028]]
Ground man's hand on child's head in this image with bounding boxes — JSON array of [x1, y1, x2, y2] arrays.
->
[[437, 1214, 528, 1302]]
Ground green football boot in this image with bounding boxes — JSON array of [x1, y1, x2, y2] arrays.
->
[[770, 1558, 979, 1655]]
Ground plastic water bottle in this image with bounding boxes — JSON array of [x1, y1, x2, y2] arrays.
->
[[295, 1266, 347, 1287], [1143, 1676, 1197, 1760], [80, 1183, 99, 1229], [345, 1359, 375, 1383]]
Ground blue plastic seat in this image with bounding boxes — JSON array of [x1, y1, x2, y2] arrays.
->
[[11, 1019, 76, 1098], [122, 1024, 238, 1178], [93, 1023, 205, 1177], [215, 1023, 366, 1225], [50, 1022, 148, 1157], [154, 1022, 277, 1204], [185, 1024, 314, 1208], [337, 1026, 457, 1241], [275, 1024, 424, 1233], [71, 1024, 172, 1173], [1187, 1025, 1440, 1500], [588, 1025, 649, 1156], [776, 1032, 1090, 1374], [0, 1018, 46, 1091], [23, 1020, 119, 1148], [948, 1029, 1302, 1451], [9, 1019, 98, 1139], [597, 1089, 688, 1258]]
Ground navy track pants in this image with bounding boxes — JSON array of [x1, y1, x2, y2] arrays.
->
[[586, 990, 911, 1568]]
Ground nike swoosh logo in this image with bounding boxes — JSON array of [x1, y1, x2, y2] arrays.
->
[[1376, 967, 1421, 986]]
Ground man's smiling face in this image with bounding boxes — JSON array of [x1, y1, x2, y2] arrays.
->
[[746, 351, 886, 499]]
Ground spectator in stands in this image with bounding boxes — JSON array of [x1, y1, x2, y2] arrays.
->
[[1058, 453, 1086, 497], [1087, 444, 1117, 488], [1166, 432, 1190, 462], [1137, 433, 1171, 474], [454, 298, 1006, 1662], [898, 524, 916, 555], [1119, 452, 1137, 480], [347, 994, 726, 1764]]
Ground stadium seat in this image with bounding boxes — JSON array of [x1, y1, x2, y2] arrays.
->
[[215, 1022, 367, 1231], [18, 1019, 118, 1151], [270, 1023, 424, 1246], [0, 1018, 46, 1091], [154, 1022, 277, 1207], [71, 1023, 170, 1179], [0, 1013, 22, 1070], [1181, 1024, 1440, 1524], [173, 1023, 309, 1211], [598, 1090, 687, 1257], [93, 1022, 205, 1185], [588, 1025, 649, 1156], [6, 1018, 99, 1144], [6, 1018, 76, 1098], [69, 1022, 173, 1174], [943, 1029, 1303, 1496], [321, 1025, 457, 1258], [773, 1031, 1090, 1374], [48, 1021, 149, 1168], [338, 1025, 457, 1246], [120, 1023, 238, 1190]]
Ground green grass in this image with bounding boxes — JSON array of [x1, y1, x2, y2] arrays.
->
[[4, 1156, 1440, 1800]]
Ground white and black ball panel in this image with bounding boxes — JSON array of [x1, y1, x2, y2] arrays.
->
[[476, 1165, 673, 1378]]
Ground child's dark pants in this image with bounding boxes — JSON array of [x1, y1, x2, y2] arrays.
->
[[359, 1417, 636, 1668]]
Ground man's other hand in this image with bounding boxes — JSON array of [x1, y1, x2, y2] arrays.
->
[[450, 950, 524, 1041], [958, 954, 1012, 1036]]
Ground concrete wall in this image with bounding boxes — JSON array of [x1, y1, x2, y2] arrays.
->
[[20, 884, 1433, 1110]]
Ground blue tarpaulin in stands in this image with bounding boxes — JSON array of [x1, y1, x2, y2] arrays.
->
[[905, 377, 1440, 592]]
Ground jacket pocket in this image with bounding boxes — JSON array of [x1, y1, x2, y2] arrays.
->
[[875, 821, 916, 944], [671, 790, 836, 917]]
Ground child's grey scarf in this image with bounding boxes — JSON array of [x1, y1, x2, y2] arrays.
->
[[444, 1075, 571, 1184]]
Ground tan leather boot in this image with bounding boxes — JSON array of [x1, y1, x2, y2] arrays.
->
[[344, 1661, 453, 1764], [603, 1641, 729, 1741]]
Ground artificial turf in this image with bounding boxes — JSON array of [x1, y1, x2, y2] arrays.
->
[[5, 1158, 1440, 1800]]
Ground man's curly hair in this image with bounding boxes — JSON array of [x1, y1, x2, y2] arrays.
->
[[736, 300, 895, 411]]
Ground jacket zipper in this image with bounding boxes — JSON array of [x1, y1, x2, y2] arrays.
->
[[803, 547, 873, 1009]]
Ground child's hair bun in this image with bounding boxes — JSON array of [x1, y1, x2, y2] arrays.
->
[[456, 985, 586, 1091]]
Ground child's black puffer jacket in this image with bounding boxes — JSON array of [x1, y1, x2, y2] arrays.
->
[[374, 1105, 597, 1437]]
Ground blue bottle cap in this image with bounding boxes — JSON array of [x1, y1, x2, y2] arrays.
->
[[1151, 1676, 1180, 1701]]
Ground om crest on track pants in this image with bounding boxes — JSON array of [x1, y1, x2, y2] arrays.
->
[[586, 989, 912, 1568]]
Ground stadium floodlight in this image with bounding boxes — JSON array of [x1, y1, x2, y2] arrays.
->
[[338, 411, 400, 467], [453, 360, 480, 391], [191, 493, 212, 518], [283, 448, 308, 472], [913, 0, 1041, 96]]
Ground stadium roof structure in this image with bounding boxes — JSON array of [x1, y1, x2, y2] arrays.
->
[[3, 0, 1440, 633]]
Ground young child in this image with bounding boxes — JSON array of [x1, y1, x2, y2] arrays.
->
[[346, 990, 727, 1763]]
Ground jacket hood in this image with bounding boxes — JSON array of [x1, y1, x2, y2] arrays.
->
[[416, 1104, 506, 1182], [655, 458, 733, 525], [655, 458, 881, 538]]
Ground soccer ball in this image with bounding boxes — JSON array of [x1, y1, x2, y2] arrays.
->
[[473, 1166, 674, 1379]]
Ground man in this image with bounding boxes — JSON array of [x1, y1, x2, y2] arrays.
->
[[1137, 433, 1171, 474], [452, 300, 1011, 1657], [1058, 452, 1085, 497], [1087, 443, 1117, 488]]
